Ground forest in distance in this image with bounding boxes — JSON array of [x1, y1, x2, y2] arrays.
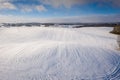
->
[[0, 22, 120, 28]]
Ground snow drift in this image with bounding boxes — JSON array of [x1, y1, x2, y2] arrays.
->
[[0, 27, 120, 80]]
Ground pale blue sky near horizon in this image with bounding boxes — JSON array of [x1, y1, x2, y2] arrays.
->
[[0, 0, 120, 23]]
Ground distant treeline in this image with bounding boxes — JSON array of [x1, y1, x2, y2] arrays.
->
[[0, 22, 120, 28]]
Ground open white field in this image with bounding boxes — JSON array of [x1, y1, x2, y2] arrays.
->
[[0, 27, 120, 80]]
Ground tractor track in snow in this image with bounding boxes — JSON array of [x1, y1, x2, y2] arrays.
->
[[0, 27, 120, 80]]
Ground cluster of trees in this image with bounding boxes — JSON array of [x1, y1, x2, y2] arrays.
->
[[110, 26, 120, 48], [111, 26, 120, 35]]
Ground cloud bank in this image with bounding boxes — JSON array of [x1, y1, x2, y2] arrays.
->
[[0, 14, 120, 23], [0, 0, 120, 10], [0, 0, 119, 23], [40, 0, 120, 8], [0, 0, 47, 12]]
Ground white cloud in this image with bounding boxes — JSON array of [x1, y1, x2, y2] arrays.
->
[[0, 0, 10, 2], [35, 5, 47, 12], [19, 5, 47, 12], [20, 5, 33, 12], [0, 2, 16, 10], [40, 0, 82, 8], [21, 8, 32, 12]]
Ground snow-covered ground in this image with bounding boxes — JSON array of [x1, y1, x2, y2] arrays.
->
[[0, 27, 120, 80]]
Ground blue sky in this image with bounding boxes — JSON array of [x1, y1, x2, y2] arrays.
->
[[0, 0, 120, 23]]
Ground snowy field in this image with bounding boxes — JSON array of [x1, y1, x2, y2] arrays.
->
[[0, 26, 120, 80]]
